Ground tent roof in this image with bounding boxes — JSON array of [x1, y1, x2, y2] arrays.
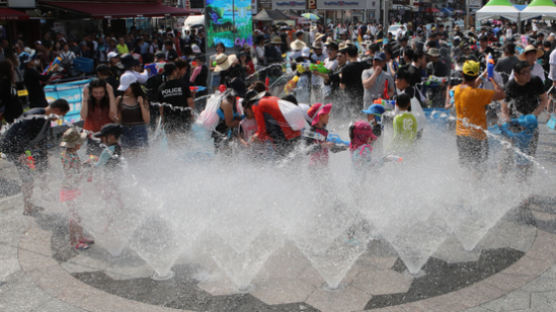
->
[[527, 0, 556, 7], [521, 0, 556, 20], [476, 1, 520, 22], [483, 0, 516, 6], [253, 9, 290, 21]]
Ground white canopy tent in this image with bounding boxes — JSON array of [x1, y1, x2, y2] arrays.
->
[[476, 0, 521, 22], [520, 0, 556, 21]]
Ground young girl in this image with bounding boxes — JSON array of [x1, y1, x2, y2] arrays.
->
[[305, 103, 333, 167], [60, 127, 93, 250], [81, 79, 117, 155], [349, 121, 377, 168], [239, 97, 257, 147], [117, 75, 150, 150]]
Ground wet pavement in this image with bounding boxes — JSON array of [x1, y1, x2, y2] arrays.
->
[[1, 126, 556, 312]]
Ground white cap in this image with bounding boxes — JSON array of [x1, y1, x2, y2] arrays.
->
[[118, 72, 137, 91], [301, 47, 311, 58], [107, 51, 119, 60], [191, 44, 201, 54]]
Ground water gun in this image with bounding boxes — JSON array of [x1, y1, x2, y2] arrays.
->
[[384, 79, 390, 100], [298, 61, 330, 74], [383, 154, 403, 163], [189, 86, 207, 93], [308, 62, 330, 74], [24, 150, 36, 170], [424, 75, 447, 86], [42, 56, 62, 75], [373, 98, 396, 110], [296, 63, 308, 74], [144, 62, 166, 77], [498, 114, 538, 149], [487, 53, 495, 79], [284, 75, 300, 94], [327, 133, 350, 146]]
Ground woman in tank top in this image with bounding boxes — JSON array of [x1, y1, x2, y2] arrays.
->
[[81, 79, 116, 155], [116, 77, 150, 150]]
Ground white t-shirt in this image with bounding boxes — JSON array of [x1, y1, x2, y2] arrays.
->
[[549, 49, 556, 82]]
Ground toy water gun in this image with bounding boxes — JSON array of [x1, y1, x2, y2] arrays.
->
[[373, 98, 396, 110], [284, 75, 300, 94], [144, 62, 166, 77], [296, 63, 308, 74], [326, 133, 349, 152], [24, 150, 36, 170], [383, 154, 403, 163], [308, 62, 330, 74], [487, 53, 495, 79], [424, 75, 447, 86], [327, 133, 350, 146], [498, 114, 538, 149], [42, 56, 62, 75], [383, 79, 390, 100]]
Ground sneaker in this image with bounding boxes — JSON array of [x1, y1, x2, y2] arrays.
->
[[79, 238, 95, 245], [74, 242, 90, 250]]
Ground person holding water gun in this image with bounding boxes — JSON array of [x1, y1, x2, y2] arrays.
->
[[501, 60, 548, 178], [0, 99, 70, 216], [454, 60, 505, 174], [362, 53, 395, 110], [21, 51, 50, 108]]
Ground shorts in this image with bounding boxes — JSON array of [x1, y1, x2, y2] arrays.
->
[[456, 136, 488, 167], [14, 151, 47, 184], [121, 124, 149, 149]]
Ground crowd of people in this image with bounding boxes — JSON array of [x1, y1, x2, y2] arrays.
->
[[1, 18, 556, 250]]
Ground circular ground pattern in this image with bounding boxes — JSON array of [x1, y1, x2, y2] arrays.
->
[[16, 196, 552, 312]]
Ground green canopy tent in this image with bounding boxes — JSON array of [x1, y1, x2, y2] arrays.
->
[[476, 0, 521, 22], [521, 0, 556, 20]]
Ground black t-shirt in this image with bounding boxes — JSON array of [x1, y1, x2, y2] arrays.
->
[[23, 68, 48, 108], [408, 64, 423, 86], [341, 61, 370, 103], [158, 78, 192, 128], [0, 108, 48, 161], [505, 76, 544, 117]]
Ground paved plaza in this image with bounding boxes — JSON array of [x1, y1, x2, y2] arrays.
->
[[1, 127, 556, 312]]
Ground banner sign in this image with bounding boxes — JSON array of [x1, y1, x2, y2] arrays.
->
[[307, 0, 317, 9], [206, 0, 253, 49], [316, 0, 366, 10], [272, 0, 306, 10], [45, 79, 91, 124]]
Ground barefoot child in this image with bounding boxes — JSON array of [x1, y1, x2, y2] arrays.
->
[[60, 127, 93, 250]]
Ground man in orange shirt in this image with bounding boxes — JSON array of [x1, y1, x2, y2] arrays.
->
[[454, 60, 505, 170]]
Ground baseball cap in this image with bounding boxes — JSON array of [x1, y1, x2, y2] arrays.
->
[[117, 72, 138, 91], [191, 44, 201, 54], [462, 60, 480, 77], [94, 123, 124, 138], [361, 104, 385, 120], [373, 52, 386, 61], [107, 51, 119, 60]]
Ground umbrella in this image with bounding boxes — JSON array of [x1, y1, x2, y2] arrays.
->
[[301, 13, 320, 21]]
